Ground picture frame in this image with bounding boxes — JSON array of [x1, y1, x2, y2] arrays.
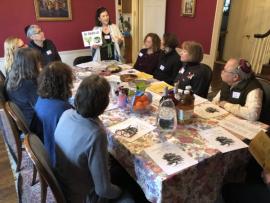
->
[[34, 0, 72, 21], [181, 0, 196, 17]]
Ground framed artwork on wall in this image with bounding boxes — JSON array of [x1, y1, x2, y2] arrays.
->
[[34, 0, 72, 21], [181, 0, 196, 17]]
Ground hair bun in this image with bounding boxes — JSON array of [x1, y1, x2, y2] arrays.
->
[[238, 59, 251, 73]]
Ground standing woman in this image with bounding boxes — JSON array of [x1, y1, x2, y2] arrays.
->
[[133, 33, 161, 75], [3, 37, 27, 76], [153, 33, 181, 85], [92, 7, 124, 62], [5, 48, 42, 125], [26, 24, 61, 66]]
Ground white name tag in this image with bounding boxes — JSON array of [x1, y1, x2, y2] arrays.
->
[[139, 52, 143, 57], [232, 91, 241, 99], [104, 35, 111, 40], [46, 50, 52, 55], [179, 68, 185, 74], [160, 65, 165, 71]]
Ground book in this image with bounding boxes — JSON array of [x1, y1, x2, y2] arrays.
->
[[249, 131, 270, 172], [81, 30, 102, 47]]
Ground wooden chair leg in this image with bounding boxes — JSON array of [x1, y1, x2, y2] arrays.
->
[[31, 165, 37, 186], [40, 176, 47, 203]]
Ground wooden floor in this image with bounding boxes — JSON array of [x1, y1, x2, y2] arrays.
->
[[0, 134, 18, 203]]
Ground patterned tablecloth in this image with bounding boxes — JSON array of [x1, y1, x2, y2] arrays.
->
[[72, 63, 268, 203]]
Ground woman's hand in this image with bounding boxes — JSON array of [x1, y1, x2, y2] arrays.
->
[[92, 44, 100, 49]]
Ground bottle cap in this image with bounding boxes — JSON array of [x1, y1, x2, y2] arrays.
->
[[184, 90, 190, 94]]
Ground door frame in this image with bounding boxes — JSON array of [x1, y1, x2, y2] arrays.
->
[[202, 0, 225, 68]]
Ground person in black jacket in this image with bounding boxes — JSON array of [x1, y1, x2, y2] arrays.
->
[[174, 41, 212, 98], [153, 33, 181, 85], [25, 24, 61, 66]]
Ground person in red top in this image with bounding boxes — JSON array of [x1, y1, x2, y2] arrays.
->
[[133, 33, 161, 75]]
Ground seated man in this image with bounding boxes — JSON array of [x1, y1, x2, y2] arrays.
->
[[212, 58, 263, 121]]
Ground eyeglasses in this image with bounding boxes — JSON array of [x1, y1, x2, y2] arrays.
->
[[34, 30, 43, 35], [222, 69, 236, 74]]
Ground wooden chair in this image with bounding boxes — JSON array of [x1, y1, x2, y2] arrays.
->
[[24, 133, 66, 203], [257, 76, 270, 125], [5, 101, 37, 184]]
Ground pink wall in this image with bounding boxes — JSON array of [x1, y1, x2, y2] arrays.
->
[[166, 0, 217, 54], [0, 0, 115, 56]]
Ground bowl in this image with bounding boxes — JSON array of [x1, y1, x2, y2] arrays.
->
[[120, 74, 138, 82]]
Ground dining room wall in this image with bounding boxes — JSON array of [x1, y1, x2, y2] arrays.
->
[[165, 0, 218, 54], [0, 0, 115, 57]]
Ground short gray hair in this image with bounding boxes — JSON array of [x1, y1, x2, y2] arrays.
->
[[26, 25, 40, 38]]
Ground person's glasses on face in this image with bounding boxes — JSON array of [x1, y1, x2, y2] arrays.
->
[[34, 29, 43, 35]]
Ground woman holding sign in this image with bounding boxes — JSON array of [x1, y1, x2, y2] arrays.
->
[[92, 7, 124, 62]]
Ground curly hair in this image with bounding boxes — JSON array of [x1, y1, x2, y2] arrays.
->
[[37, 62, 73, 101], [144, 33, 161, 53]]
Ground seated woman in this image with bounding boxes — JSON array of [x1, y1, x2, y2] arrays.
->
[[3, 36, 27, 76], [174, 41, 212, 98], [5, 48, 41, 126], [153, 33, 181, 85], [92, 7, 124, 62], [34, 62, 73, 166], [133, 33, 161, 74], [54, 75, 134, 203], [25, 24, 61, 66]]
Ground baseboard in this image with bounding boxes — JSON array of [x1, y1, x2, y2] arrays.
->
[[0, 48, 91, 74]]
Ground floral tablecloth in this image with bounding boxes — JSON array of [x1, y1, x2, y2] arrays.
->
[[71, 64, 269, 203]]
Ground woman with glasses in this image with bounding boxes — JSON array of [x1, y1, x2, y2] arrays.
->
[[25, 24, 61, 66]]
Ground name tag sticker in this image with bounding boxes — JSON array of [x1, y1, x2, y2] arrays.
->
[[46, 50, 52, 55], [104, 35, 111, 40], [160, 65, 165, 71], [232, 91, 241, 99], [139, 52, 143, 57], [179, 68, 185, 74]]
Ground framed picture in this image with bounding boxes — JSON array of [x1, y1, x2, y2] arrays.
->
[[181, 0, 196, 17], [34, 0, 72, 21]]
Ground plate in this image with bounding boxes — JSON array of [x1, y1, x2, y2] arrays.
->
[[120, 74, 138, 82]]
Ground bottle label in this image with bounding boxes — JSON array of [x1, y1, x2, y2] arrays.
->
[[178, 109, 193, 121]]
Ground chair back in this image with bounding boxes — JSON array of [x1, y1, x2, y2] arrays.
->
[[0, 75, 6, 104], [201, 63, 213, 98], [24, 133, 66, 203], [5, 101, 30, 134], [257, 76, 270, 124], [1, 103, 22, 172], [73, 55, 92, 66], [0, 70, 5, 81]]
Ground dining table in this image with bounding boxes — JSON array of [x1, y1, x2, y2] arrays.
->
[[73, 60, 269, 203]]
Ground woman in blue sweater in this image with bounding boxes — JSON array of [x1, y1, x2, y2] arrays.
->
[[34, 61, 73, 166]]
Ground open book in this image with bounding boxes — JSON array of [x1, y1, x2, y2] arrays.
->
[[249, 131, 270, 172], [81, 30, 102, 47]]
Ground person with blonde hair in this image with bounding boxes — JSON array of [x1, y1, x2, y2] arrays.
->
[[3, 36, 26, 75]]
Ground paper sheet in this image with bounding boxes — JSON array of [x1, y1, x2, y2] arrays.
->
[[145, 141, 198, 175], [199, 127, 248, 153], [218, 115, 263, 140], [109, 117, 156, 142], [136, 72, 154, 80], [118, 64, 133, 70], [194, 103, 229, 119], [146, 81, 173, 95], [194, 95, 208, 105], [249, 131, 270, 172], [75, 61, 107, 71]]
